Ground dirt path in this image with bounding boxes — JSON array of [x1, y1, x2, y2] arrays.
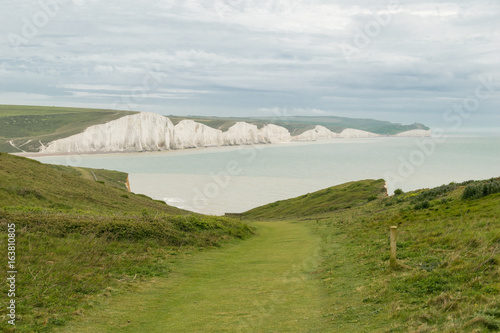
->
[[56, 221, 330, 332]]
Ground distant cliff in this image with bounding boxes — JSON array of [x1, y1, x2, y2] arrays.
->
[[40, 112, 431, 154], [0, 105, 431, 154]]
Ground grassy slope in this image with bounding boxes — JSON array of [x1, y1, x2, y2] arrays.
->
[[0, 153, 180, 214], [243, 179, 387, 220], [0, 153, 254, 332], [243, 179, 500, 332], [46, 165, 129, 191], [54, 221, 330, 333], [0, 105, 136, 153], [277, 116, 429, 135], [2, 150, 496, 332]]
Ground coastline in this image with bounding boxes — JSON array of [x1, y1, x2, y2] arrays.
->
[[29, 112, 431, 156], [15, 135, 421, 159]]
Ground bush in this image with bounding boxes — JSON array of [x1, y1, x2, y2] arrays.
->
[[462, 178, 500, 200], [412, 183, 458, 203], [394, 189, 404, 196], [414, 200, 431, 210]]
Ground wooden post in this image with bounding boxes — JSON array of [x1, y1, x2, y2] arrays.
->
[[390, 226, 398, 270]]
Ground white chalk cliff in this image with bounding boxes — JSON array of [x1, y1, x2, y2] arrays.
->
[[222, 122, 291, 145], [42, 112, 176, 153], [294, 125, 338, 141], [257, 124, 292, 144], [40, 112, 430, 154], [339, 128, 381, 138], [173, 120, 223, 149], [41, 113, 294, 153]]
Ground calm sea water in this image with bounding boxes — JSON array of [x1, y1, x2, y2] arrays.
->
[[32, 135, 500, 215]]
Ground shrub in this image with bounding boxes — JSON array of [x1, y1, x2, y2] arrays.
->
[[414, 200, 431, 210], [412, 184, 457, 203], [394, 189, 404, 196], [462, 178, 500, 200]]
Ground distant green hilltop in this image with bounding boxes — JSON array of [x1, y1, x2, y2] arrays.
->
[[167, 115, 429, 136], [0, 105, 429, 153]]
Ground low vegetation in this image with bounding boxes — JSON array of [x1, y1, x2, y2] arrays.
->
[[53, 221, 330, 332], [0, 153, 253, 332], [462, 178, 500, 200], [244, 178, 500, 332], [0, 105, 136, 153], [1, 148, 497, 332], [242, 179, 387, 219], [0, 153, 181, 214]]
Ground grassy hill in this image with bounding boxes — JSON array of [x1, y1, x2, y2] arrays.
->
[[242, 179, 500, 332], [1, 150, 497, 332], [259, 115, 429, 136], [168, 115, 429, 136], [242, 179, 387, 219], [0, 153, 182, 214], [0, 105, 137, 153], [0, 153, 253, 332]]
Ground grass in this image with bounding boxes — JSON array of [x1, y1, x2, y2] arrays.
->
[[0, 153, 254, 332], [1, 147, 498, 332], [54, 166, 129, 191], [244, 178, 500, 332], [0, 153, 179, 214], [47, 176, 500, 332], [242, 179, 387, 219], [0, 105, 136, 153], [52, 221, 330, 332]]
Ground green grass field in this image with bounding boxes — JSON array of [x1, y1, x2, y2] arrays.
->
[[1, 152, 498, 332], [0, 105, 136, 153], [243, 179, 500, 332], [0, 153, 253, 332], [53, 221, 330, 332], [0, 105, 121, 118], [41, 176, 500, 332]]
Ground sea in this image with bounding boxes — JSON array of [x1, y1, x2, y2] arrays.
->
[[32, 134, 500, 215]]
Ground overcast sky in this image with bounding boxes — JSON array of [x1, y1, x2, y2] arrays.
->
[[1, 0, 499, 129]]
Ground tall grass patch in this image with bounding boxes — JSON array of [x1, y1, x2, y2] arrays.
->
[[311, 180, 500, 332]]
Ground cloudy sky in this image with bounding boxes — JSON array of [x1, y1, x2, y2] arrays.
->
[[1, 0, 499, 129]]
